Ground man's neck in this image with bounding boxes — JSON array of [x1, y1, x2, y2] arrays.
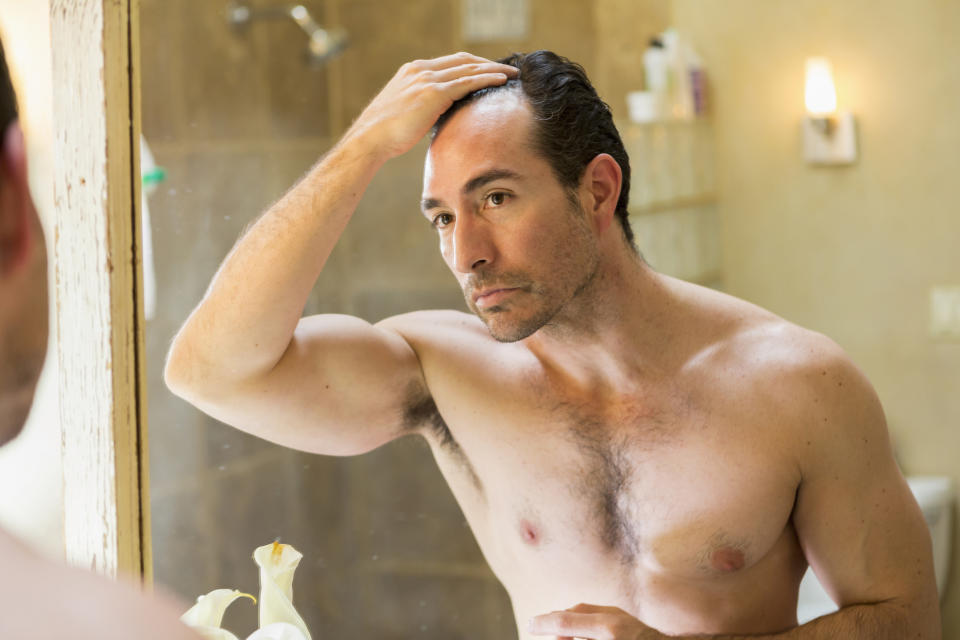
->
[[523, 245, 681, 391]]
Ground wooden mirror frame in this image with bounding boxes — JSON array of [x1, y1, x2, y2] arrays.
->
[[51, 0, 150, 582]]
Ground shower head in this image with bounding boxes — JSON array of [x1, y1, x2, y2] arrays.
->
[[289, 5, 348, 64], [227, 2, 349, 65]]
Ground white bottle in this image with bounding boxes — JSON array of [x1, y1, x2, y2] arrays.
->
[[643, 37, 668, 94], [662, 29, 694, 120]]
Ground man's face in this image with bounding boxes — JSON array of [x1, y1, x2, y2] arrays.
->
[[0, 122, 48, 445], [422, 91, 599, 342]]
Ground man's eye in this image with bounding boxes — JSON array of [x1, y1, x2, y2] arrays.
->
[[487, 192, 508, 206], [432, 213, 453, 228]]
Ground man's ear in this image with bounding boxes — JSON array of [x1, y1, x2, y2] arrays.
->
[[0, 121, 33, 276], [581, 153, 622, 234]]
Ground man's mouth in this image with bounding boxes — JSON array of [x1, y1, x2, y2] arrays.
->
[[473, 287, 521, 309]]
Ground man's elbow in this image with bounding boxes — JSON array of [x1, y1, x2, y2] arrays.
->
[[896, 592, 941, 639], [163, 341, 193, 400], [865, 591, 941, 639], [164, 336, 262, 412], [163, 337, 213, 403]]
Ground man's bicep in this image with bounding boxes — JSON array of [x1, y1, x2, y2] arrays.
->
[[194, 313, 428, 455], [791, 356, 937, 615]]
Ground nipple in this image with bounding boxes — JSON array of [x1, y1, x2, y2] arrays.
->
[[519, 519, 539, 545], [711, 547, 745, 572]]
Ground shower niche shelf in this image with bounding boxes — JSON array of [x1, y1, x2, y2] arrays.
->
[[620, 119, 721, 288]]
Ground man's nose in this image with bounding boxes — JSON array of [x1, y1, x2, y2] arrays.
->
[[451, 214, 494, 274]]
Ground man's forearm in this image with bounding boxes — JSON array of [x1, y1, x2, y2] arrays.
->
[[677, 601, 931, 640], [164, 55, 518, 395], [532, 598, 938, 640], [166, 132, 386, 388]]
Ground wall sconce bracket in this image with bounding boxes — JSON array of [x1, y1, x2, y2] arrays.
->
[[803, 111, 857, 165]]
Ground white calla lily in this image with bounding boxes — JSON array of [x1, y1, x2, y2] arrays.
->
[[181, 542, 312, 640], [180, 588, 256, 640], [253, 542, 312, 640], [246, 622, 310, 640], [189, 625, 242, 640]]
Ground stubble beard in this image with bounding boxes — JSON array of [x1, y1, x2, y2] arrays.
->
[[482, 264, 600, 343], [469, 283, 560, 343], [464, 236, 601, 343]]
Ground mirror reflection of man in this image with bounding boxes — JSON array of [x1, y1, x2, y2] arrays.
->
[[0, 37, 200, 640], [166, 51, 940, 639]]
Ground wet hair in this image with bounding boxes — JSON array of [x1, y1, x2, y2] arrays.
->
[[432, 50, 635, 249], [0, 38, 16, 141]]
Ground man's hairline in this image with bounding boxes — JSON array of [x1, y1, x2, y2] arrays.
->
[[423, 85, 583, 214], [430, 80, 526, 143]]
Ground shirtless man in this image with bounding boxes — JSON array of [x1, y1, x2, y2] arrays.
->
[[0, 37, 200, 640], [165, 51, 940, 638]]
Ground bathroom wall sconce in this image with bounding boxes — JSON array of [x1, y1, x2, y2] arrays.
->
[[802, 57, 857, 165]]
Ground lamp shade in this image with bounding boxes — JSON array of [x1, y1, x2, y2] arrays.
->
[[804, 57, 837, 116]]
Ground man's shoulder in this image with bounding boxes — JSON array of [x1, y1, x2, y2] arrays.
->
[[376, 309, 495, 352], [716, 313, 864, 402], [729, 316, 849, 376], [675, 280, 850, 381], [707, 308, 883, 445], [676, 282, 871, 416], [678, 286, 822, 372]]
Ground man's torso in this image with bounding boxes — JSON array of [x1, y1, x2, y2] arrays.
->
[[389, 278, 821, 636]]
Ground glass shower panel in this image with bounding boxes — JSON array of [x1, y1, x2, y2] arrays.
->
[[140, 1, 513, 637]]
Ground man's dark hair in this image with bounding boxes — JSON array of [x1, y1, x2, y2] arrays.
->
[[0, 38, 17, 139], [432, 50, 635, 249]]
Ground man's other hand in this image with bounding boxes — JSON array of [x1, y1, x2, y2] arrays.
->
[[343, 52, 518, 160], [529, 603, 660, 640]]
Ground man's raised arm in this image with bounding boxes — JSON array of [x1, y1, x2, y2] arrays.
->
[[164, 53, 517, 454]]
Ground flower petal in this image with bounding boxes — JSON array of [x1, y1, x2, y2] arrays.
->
[[252, 542, 311, 640], [181, 588, 256, 632], [246, 621, 310, 640], [191, 627, 243, 640]]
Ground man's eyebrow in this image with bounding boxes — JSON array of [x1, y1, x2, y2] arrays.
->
[[461, 168, 522, 195], [420, 197, 443, 213], [420, 168, 523, 213]]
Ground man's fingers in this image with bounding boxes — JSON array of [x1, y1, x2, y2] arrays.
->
[[438, 72, 511, 101], [412, 51, 502, 71], [429, 61, 518, 84], [569, 603, 623, 614], [528, 611, 613, 640]]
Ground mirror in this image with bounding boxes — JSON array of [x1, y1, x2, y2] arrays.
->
[[141, 1, 959, 637]]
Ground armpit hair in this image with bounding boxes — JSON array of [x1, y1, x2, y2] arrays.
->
[[402, 385, 453, 444], [402, 383, 482, 490]]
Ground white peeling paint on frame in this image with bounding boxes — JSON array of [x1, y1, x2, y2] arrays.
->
[[50, 0, 150, 581]]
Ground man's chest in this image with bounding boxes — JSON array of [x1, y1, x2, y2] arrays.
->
[[423, 378, 802, 582]]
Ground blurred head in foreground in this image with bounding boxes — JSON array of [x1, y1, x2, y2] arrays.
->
[[0, 36, 47, 445]]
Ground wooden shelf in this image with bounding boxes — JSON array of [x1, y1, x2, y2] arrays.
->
[[618, 117, 713, 129], [628, 193, 717, 216]]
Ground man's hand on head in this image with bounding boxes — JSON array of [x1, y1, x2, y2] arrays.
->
[[529, 603, 661, 640], [342, 52, 518, 161]]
